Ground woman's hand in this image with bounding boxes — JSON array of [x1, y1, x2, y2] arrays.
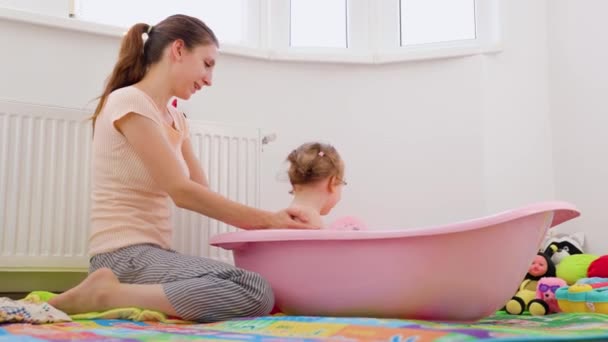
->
[[265, 207, 320, 230]]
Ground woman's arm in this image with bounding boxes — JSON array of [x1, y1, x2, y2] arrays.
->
[[181, 137, 209, 187], [116, 112, 316, 230]]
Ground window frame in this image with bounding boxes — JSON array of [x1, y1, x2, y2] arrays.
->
[[227, 0, 502, 63], [0, 0, 502, 64], [70, 0, 261, 47]]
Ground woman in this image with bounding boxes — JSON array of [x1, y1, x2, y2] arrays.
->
[[49, 14, 317, 323]]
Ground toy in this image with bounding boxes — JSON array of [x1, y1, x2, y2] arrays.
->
[[541, 232, 585, 266], [556, 254, 599, 284], [588, 255, 608, 278], [528, 277, 567, 315], [505, 252, 556, 315], [556, 277, 608, 314]]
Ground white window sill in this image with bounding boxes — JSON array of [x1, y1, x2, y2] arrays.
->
[[219, 42, 502, 64], [0, 7, 502, 65]]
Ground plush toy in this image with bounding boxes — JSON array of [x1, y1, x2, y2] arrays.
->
[[528, 277, 568, 316], [588, 255, 608, 278], [541, 232, 585, 266], [556, 254, 599, 285], [556, 277, 608, 314], [505, 252, 556, 315]]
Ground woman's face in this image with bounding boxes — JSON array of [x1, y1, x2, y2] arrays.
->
[[171, 41, 218, 100]]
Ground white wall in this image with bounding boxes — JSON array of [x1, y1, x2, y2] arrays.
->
[[0, 0, 68, 18], [548, 0, 608, 254], [0, 0, 561, 233], [481, 0, 556, 216], [185, 55, 489, 228]]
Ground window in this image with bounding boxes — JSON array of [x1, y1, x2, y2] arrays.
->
[[74, 0, 250, 45], [0, 0, 500, 63], [289, 0, 348, 48], [400, 0, 476, 46]]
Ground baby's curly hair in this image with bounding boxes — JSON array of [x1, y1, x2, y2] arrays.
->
[[286, 142, 344, 189]]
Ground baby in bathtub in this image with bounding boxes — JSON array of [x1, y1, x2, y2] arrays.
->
[[286, 142, 366, 230]]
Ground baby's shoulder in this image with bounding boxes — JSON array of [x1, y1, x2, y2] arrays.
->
[[289, 204, 324, 228]]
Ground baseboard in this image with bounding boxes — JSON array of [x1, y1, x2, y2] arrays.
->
[[0, 292, 28, 300], [0, 271, 87, 294]]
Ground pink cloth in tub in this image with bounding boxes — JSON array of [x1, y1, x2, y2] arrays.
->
[[328, 216, 368, 231]]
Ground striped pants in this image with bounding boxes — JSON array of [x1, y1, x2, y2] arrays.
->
[[89, 244, 274, 322]]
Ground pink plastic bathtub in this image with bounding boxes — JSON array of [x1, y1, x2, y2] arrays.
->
[[210, 201, 580, 321]]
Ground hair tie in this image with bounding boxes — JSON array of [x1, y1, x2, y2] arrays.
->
[[318, 151, 325, 157]]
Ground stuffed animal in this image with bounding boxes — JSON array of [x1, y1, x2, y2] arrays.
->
[[541, 232, 585, 266], [556, 277, 608, 314], [505, 252, 556, 315], [528, 277, 568, 315], [588, 255, 608, 278], [556, 254, 599, 285]]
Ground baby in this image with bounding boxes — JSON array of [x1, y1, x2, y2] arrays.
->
[[286, 142, 347, 228]]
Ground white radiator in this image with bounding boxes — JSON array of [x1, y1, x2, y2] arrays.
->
[[0, 99, 260, 269]]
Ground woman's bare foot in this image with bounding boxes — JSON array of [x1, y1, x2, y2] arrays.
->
[[48, 268, 120, 314]]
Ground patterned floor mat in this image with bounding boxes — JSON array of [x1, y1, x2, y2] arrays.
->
[[2, 313, 608, 341]]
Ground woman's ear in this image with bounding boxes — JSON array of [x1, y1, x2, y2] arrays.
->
[[170, 39, 186, 61]]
